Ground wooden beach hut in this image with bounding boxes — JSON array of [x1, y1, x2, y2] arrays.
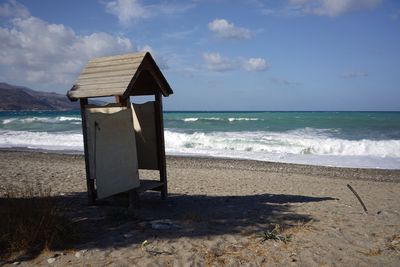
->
[[67, 52, 173, 205]]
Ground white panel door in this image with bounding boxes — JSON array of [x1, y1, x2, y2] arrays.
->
[[86, 106, 140, 199]]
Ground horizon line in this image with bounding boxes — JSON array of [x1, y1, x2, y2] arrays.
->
[[164, 110, 400, 112]]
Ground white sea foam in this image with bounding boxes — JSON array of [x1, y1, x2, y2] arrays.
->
[[1, 128, 399, 169], [1, 116, 81, 124], [2, 118, 17, 124], [58, 116, 81, 121], [0, 130, 83, 151], [164, 130, 400, 169], [164, 130, 400, 157], [182, 117, 260, 122], [228, 118, 260, 122], [183, 118, 199, 122], [183, 117, 223, 122]]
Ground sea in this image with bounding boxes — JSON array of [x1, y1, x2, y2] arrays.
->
[[1, 111, 400, 169]]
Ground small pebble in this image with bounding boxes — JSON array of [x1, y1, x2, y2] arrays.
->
[[47, 258, 56, 264], [75, 249, 88, 258]]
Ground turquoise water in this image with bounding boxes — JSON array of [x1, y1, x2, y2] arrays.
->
[[1, 111, 400, 169], [164, 111, 400, 140]]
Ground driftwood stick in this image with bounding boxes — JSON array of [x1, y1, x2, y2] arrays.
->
[[347, 184, 368, 214]]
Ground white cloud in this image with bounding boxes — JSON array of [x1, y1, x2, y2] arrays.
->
[[203, 53, 269, 72], [105, 0, 195, 25], [243, 58, 270, 71], [339, 71, 368, 79], [203, 52, 236, 72], [0, 13, 134, 86], [262, 0, 381, 17], [208, 19, 253, 40], [105, 0, 149, 24], [289, 0, 381, 17], [0, 0, 29, 18]]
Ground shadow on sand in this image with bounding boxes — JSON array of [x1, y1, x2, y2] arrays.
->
[[1, 191, 336, 262]]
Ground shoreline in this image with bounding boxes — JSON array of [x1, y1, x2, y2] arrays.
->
[[2, 146, 400, 172], [1, 148, 399, 183]]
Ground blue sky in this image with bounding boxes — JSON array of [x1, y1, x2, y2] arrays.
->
[[0, 0, 399, 111]]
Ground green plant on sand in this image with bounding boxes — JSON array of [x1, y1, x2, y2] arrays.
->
[[258, 224, 292, 243], [0, 183, 77, 261]]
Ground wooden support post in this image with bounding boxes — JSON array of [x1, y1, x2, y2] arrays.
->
[[115, 95, 129, 106], [128, 189, 140, 209], [115, 95, 123, 104], [80, 98, 96, 205], [154, 92, 168, 200]]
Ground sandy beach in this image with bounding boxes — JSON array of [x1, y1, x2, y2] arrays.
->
[[0, 150, 399, 266]]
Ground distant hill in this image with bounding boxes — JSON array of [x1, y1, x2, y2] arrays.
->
[[0, 82, 79, 111]]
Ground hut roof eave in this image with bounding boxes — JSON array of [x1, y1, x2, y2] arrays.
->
[[67, 52, 173, 101]]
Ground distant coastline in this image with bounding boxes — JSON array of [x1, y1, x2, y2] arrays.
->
[[0, 82, 79, 111]]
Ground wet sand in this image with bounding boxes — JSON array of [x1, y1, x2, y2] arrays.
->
[[0, 150, 399, 266]]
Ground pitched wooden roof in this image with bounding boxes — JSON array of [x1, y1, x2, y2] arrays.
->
[[67, 52, 173, 101]]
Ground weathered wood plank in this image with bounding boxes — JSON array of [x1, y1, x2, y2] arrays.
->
[[81, 62, 141, 75], [69, 88, 122, 99], [89, 52, 146, 63], [85, 58, 143, 69], [75, 77, 132, 86], [77, 69, 137, 81], [75, 82, 129, 91]]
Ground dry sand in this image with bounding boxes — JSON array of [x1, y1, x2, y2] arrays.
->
[[0, 150, 399, 266]]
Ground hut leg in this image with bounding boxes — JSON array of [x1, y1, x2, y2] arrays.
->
[[155, 93, 168, 200], [80, 99, 96, 205], [160, 165, 168, 200], [128, 189, 140, 209]]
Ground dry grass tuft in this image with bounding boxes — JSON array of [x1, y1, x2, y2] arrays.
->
[[385, 234, 400, 253], [359, 234, 400, 257], [284, 220, 314, 235], [361, 248, 382, 256], [0, 183, 77, 260]]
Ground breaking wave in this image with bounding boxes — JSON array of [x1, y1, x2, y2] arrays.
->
[[183, 118, 199, 122], [228, 118, 260, 122], [0, 128, 399, 168], [164, 130, 400, 158], [181, 117, 262, 123], [0, 130, 83, 151], [1, 116, 81, 124], [182, 117, 230, 122]]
